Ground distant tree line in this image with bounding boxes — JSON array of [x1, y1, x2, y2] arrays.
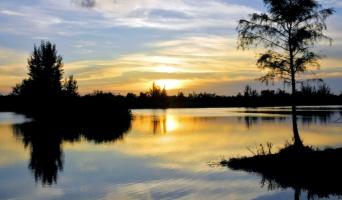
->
[[3, 78, 341, 111], [123, 82, 341, 108], [38, 81, 337, 109]]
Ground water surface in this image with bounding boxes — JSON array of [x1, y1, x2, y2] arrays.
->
[[0, 107, 341, 200]]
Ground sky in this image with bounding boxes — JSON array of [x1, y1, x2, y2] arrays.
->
[[0, 0, 342, 95]]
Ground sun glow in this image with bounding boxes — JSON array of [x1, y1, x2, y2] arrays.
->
[[155, 79, 181, 90], [155, 66, 178, 73]]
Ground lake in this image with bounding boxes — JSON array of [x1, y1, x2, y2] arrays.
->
[[0, 107, 341, 200]]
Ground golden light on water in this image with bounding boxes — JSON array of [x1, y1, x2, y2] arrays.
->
[[155, 79, 182, 90], [165, 115, 179, 132]]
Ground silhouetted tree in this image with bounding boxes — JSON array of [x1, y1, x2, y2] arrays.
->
[[244, 85, 258, 97], [177, 92, 185, 98], [237, 0, 334, 98], [126, 93, 137, 99], [62, 75, 79, 97], [300, 80, 331, 97], [139, 92, 147, 98], [84, 90, 115, 98], [317, 82, 331, 96], [237, 0, 334, 147], [161, 86, 167, 98], [146, 82, 168, 108], [148, 82, 162, 97], [301, 83, 316, 96], [13, 41, 64, 98]]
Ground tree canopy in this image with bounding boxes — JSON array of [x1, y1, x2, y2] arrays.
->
[[237, 0, 334, 95], [12, 41, 78, 98]]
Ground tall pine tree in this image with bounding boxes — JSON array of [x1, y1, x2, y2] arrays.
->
[[13, 41, 64, 98]]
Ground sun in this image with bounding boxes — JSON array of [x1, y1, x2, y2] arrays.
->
[[155, 79, 181, 90]]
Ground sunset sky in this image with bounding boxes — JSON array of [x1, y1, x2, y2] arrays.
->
[[1, 0, 342, 95]]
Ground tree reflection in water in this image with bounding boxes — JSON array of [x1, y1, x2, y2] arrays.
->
[[13, 114, 132, 186], [241, 107, 340, 127]]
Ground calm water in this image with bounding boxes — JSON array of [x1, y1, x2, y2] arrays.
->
[[0, 107, 342, 200]]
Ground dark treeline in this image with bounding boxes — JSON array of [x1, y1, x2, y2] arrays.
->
[[0, 91, 130, 122], [126, 87, 341, 108], [136, 82, 342, 108], [1, 81, 342, 110], [78, 82, 342, 108]]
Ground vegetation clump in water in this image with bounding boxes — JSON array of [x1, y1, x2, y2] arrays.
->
[[222, 143, 342, 198]]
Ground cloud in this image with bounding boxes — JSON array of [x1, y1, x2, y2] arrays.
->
[[319, 0, 342, 8], [80, 0, 259, 30], [60, 35, 261, 93], [72, 0, 96, 8], [0, 7, 66, 36], [0, 47, 28, 93], [0, 9, 25, 16], [0, 47, 27, 76]]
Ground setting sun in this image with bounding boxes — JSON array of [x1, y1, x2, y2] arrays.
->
[[155, 79, 181, 90]]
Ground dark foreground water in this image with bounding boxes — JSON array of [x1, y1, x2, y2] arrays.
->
[[0, 107, 341, 200]]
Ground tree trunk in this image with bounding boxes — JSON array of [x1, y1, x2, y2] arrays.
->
[[290, 71, 303, 146], [289, 46, 297, 105], [291, 72, 296, 102], [289, 43, 303, 147], [292, 105, 303, 147]]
